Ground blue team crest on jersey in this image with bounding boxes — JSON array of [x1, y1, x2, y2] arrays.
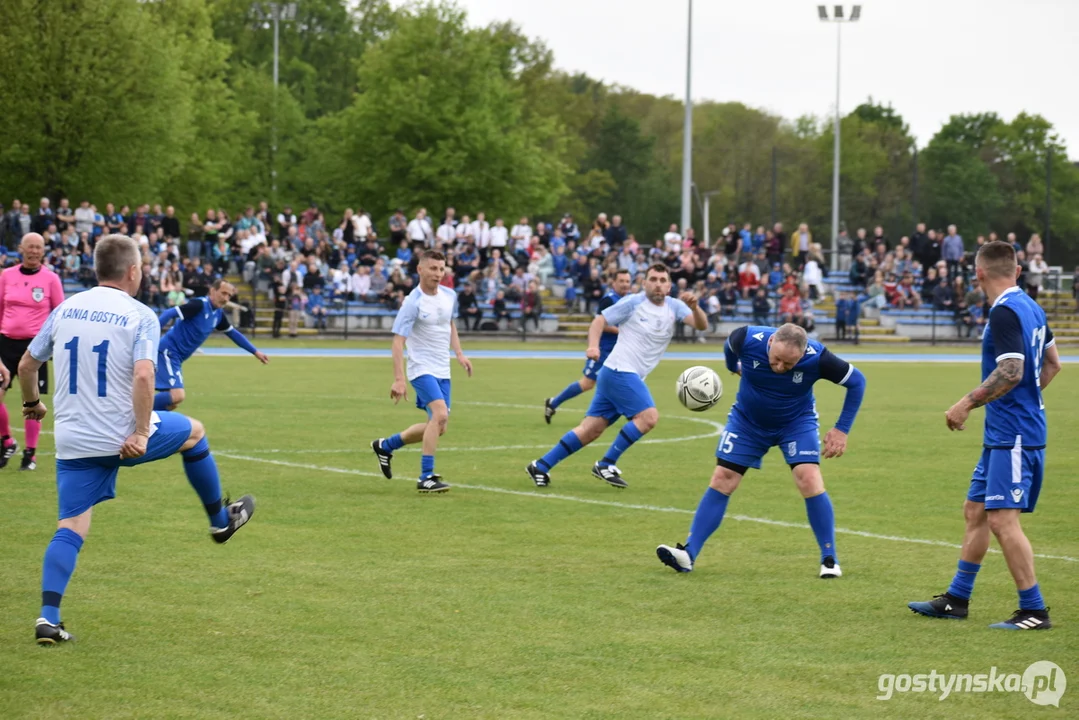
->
[[793, 371, 803, 384], [787, 441, 797, 457]]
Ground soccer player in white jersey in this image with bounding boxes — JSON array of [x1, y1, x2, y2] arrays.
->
[[526, 264, 708, 488], [372, 250, 472, 493], [22, 235, 255, 646]]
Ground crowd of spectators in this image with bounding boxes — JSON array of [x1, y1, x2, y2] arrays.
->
[[2, 195, 1072, 340]]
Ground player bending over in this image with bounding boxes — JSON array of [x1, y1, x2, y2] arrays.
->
[[372, 251, 473, 493], [154, 279, 269, 411], [543, 269, 631, 423], [27, 235, 255, 646], [526, 264, 708, 489], [657, 323, 866, 578], [909, 241, 1060, 630]]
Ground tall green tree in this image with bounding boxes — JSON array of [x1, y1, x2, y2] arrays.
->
[[209, 0, 394, 118], [0, 0, 191, 203], [304, 2, 568, 220]]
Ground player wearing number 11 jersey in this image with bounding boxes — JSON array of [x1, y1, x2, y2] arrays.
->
[[909, 242, 1061, 630], [21, 235, 255, 645]]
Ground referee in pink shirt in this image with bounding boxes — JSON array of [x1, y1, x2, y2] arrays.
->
[[0, 233, 65, 470]]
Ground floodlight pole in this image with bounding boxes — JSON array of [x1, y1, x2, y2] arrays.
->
[[680, 0, 693, 235], [830, 20, 841, 272], [272, 4, 280, 203], [819, 5, 861, 271]]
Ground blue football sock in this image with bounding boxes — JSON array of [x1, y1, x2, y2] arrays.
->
[[382, 434, 405, 452], [804, 492, 837, 561], [421, 455, 435, 478], [182, 436, 228, 528], [946, 560, 981, 600], [536, 431, 583, 473], [685, 487, 730, 560], [41, 528, 84, 624], [153, 391, 173, 411], [600, 422, 644, 466], [550, 381, 585, 409], [1019, 583, 1046, 611]]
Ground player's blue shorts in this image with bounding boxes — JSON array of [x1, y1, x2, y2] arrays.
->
[[586, 367, 655, 423], [411, 374, 451, 418], [716, 406, 820, 471], [54, 411, 193, 520], [582, 351, 611, 381], [155, 347, 184, 390], [967, 446, 1044, 513]]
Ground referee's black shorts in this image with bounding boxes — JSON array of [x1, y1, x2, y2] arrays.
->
[[0, 335, 48, 395]]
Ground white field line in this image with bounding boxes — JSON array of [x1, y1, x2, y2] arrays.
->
[[215, 452, 1078, 564]]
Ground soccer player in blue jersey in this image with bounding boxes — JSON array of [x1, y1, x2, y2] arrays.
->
[[543, 269, 632, 423], [371, 251, 472, 493], [656, 322, 866, 578], [526, 264, 708, 489], [21, 236, 255, 645], [909, 242, 1061, 630], [153, 280, 269, 410]]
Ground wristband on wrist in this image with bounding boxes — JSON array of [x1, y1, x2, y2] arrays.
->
[[23, 399, 41, 408]]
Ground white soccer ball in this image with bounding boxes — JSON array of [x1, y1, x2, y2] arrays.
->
[[676, 366, 723, 412]]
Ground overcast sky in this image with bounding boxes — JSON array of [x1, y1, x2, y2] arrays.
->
[[434, 0, 1079, 157]]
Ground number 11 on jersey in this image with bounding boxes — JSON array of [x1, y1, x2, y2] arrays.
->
[[63, 336, 110, 397]]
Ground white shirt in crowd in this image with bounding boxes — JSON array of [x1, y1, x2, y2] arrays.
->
[[663, 231, 683, 253], [391, 285, 458, 381], [802, 259, 823, 287], [600, 292, 693, 379], [74, 206, 96, 234], [738, 261, 761, 282], [489, 225, 508, 248], [240, 233, 266, 256], [277, 212, 297, 229], [407, 217, 432, 243], [29, 286, 161, 460], [456, 223, 474, 244], [332, 267, 351, 295], [471, 220, 490, 248], [352, 271, 371, 297], [353, 213, 372, 240], [510, 223, 532, 248], [436, 222, 457, 246]]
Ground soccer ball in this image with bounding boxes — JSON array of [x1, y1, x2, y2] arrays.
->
[[676, 366, 723, 412]]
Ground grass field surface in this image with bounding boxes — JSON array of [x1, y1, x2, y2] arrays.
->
[[1, 350, 1075, 718]]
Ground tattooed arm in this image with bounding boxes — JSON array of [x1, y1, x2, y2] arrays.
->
[[945, 358, 1023, 431], [966, 357, 1024, 408], [945, 303, 1028, 431]]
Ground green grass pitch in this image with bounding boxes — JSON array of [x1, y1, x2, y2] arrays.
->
[[1, 353, 1076, 719]]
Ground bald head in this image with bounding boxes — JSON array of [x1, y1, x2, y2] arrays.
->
[[20, 233, 45, 269], [767, 323, 809, 374]]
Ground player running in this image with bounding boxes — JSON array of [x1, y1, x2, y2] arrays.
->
[[526, 264, 708, 489], [543, 269, 631, 423], [908, 241, 1060, 630], [153, 279, 269, 411], [24, 235, 255, 645], [371, 251, 473, 493], [0, 232, 65, 471], [656, 323, 866, 578]]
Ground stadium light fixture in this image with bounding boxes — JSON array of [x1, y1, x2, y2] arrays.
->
[[251, 2, 299, 205], [817, 4, 862, 271], [681, 0, 693, 237]]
